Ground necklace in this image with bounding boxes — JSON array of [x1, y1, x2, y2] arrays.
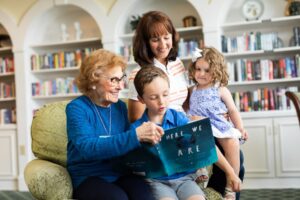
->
[[90, 99, 111, 135]]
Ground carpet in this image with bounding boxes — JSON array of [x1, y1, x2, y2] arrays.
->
[[1, 189, 300, 200]]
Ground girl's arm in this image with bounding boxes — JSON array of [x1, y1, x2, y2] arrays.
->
[[219, 87, 248, 140]]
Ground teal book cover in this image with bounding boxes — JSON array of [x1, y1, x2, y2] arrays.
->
[[117, 118, 218, 178]]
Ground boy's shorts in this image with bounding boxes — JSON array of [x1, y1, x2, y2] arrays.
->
[[147, 173, 205, 200]]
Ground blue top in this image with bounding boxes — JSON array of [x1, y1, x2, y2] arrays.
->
[[66, 95, 141, 189], [130, 108, 193, 180], [189, 86, 233, 133]]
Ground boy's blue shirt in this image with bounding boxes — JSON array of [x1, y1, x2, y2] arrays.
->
[[130, 108, 194, 180]]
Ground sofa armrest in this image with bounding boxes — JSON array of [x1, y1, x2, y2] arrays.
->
[[24, 159, 73, 200]]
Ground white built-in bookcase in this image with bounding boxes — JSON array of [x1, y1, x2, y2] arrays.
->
[[0, 24, 17, 190], [219, 0, 300, 189]]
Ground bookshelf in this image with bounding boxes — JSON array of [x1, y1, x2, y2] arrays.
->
[[0, 33, 16, 125], [0, 23, 17, 191], [219, 0, 300, 188], [221, 16, 300, 114], [26, 6, 102, 111]]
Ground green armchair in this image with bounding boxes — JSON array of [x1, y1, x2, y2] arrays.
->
[[24, 101, 73, 200], [24, 101, 222, 200]]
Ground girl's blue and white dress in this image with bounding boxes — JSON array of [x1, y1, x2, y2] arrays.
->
[[188, 86, 241, 139]]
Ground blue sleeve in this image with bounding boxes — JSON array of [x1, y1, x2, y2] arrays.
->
[[119, 100, 131, 131], [66, 100, 140, 161]]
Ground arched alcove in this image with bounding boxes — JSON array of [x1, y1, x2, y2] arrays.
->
[[0, 24, 12, 48], [113, 0, 202, 35], [25, 5, 101, 45], [0, 11, 17, 47], [18, 0, 111, 50]]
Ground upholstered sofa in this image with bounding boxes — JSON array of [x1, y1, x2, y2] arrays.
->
[[24, 101, 222, 200]]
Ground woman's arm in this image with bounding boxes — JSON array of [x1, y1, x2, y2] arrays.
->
[[219, 87, 248, 140], [66, 102, 163, 160], [215, 146, 242, 192], [128, 99, 146, 122]]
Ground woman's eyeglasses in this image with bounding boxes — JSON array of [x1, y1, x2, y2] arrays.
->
[[103, 74, 127, 86]]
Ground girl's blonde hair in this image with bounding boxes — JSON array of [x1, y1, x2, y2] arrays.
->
[[188, 47, 229, 86]]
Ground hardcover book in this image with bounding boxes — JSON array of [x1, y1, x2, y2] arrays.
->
[[116, 118, 218, 178]]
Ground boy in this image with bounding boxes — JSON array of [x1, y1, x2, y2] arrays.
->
[[131, 66, 241, 200], [131, 66, 205, 200]]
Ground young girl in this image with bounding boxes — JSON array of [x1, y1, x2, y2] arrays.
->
[[187, 47, 248, 200]]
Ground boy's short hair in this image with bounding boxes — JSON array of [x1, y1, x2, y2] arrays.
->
[[134, 66, 170, 97]]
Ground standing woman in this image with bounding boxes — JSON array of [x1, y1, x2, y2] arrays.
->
[[66, 49, 163, 200], [127, 10, 189, 122]]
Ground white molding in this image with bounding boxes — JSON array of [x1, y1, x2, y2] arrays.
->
[[242, 119, 275, 178], [243, 178, 300, 189], [0, 131, 17, 177], [273, 118, 300, 177]]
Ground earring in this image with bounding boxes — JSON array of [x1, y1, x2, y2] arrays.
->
[[92, 85, 96, 90]]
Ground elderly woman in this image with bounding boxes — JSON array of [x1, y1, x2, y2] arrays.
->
[[66, 49, 163, 200]]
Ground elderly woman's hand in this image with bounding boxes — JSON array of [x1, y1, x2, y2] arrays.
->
[[136, 122, 164, 144]]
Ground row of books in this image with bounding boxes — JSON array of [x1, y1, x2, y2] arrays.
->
[[0, 82, 15, 98], [31, 77, 78, 96], [0, 108, 16, 124], [293, 26, 300, 46], [221, 31, 281, 53], [119, 44, 134, 62], [0, 56, 14, 74], [231, 86, 298, 112], [178, 38, 202, 58], [119, 38, 204, 62], [30, 48, 95, 71], [227, 55, 300, 82]]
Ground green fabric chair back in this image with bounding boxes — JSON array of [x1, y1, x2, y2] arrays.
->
[[31, 101, 69, 167]]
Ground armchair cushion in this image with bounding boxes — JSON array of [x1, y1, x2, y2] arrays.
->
[[24, 159, 72, 200], [31, 101, 69, 167]]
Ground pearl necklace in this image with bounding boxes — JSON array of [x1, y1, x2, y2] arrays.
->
[[90, 99, 111, 135]]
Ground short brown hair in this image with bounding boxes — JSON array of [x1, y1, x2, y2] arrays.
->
[[133, 11, 179, 67], [188, 47, 229, 86], [76, 49, 127, 97], [134, 66, 170, 97]]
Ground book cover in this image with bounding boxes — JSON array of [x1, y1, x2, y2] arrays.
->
[[116, 118, 218, 178]]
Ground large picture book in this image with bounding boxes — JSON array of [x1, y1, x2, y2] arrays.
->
[[116, 118, 218, 178]]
